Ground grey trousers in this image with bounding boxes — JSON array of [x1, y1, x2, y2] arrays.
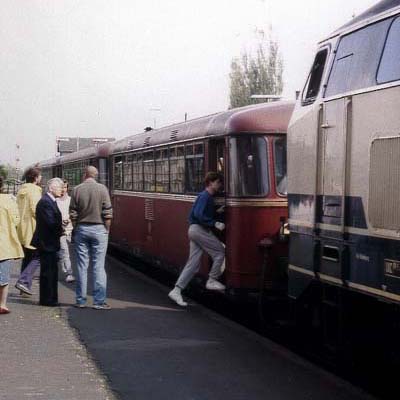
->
[[176, 224, 225, 289], [58, 235, 73, 275]]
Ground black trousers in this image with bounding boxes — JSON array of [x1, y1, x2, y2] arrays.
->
[[39, 251, 58, 306]]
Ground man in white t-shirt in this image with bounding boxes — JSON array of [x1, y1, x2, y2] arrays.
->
[[56, 180, 75, 283]]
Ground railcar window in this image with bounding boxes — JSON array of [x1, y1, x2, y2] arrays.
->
[[185, 143, 204, 194], [155, 148, 169, 192], [274, 138, 287, 196], [123, 155, 133, 191], [63, 160, 89, 188], [229, 136, 269, 197], [41, 168, 53, 189], [302, 49, 328, 104], [325, 18, 392, 97], [132, 153, 143, 191], [113, 156, 124, 190], [143, 151, 155, 192], [170, 146, 185, 193], [377, 17, 400, 84]]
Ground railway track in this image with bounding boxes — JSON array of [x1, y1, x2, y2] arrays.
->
[[109, 246, 397, 400]]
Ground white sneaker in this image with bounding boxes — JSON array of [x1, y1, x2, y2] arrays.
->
[[65, 275, 76, 283], [206, 278, 226, 291], [168, 287, 188, 307]]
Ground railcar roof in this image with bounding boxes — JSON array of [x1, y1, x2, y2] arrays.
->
[[34, 102, 294, 167], [37, 141, 113, 168], [112, 101, 294, 154], [324, 0, 400, 41]]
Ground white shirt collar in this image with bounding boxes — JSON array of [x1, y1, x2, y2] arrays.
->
[[47, 192, 56, 202]]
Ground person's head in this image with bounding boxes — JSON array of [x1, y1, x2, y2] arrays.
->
[[205, 172, 223, 194], [62, 179, 69, 196], [84, 166, 98, 181], [47, 178, 63, 198], [24, 167, 42, 185]]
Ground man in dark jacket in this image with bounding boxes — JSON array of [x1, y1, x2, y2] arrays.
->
[[31, 178, 63, 306], [168, 172, 226, 307]]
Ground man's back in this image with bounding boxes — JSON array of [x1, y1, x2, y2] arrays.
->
[[70, 178, 112, 225]]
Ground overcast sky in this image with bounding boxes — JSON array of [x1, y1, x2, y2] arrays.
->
[[0, 0, 376, 167]]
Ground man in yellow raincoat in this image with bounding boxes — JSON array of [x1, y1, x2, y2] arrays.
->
[[15, 167, 42, 296]]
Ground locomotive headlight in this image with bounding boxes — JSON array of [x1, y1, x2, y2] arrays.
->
[[279, 217, 290, 242]]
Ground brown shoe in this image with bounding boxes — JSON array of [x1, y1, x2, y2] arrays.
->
[[0, 307, 10, 314]]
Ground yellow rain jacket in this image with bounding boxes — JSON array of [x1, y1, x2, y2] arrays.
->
[[0, 194, 24, 261], [16, 183, 42, 249]]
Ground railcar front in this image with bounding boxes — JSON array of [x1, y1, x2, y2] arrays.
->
[[109, 102, 294, 296]]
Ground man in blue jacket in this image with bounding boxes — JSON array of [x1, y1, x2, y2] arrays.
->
[[31, 178, 63, 306], [169, 172, 225, 307]]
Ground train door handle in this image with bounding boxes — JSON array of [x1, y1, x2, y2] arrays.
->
[[321, 123, 332, 129]]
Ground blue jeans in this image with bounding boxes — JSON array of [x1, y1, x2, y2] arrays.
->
[[74, 224, 109, 305], [0, 259, 12, 286]]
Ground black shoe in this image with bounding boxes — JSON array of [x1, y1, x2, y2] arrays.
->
[[40, 302, 60, 307], [15, 282, 33, 296]]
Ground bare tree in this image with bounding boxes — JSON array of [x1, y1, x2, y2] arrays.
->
[[229, 29, 283, 109]]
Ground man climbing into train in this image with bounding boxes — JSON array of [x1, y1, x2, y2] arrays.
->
[[168, 171, 226, 307]]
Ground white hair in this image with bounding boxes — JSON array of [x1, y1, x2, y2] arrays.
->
[[47, 177, 63, 192]]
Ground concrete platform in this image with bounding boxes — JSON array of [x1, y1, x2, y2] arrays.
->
[[1, 256, 375, 400]]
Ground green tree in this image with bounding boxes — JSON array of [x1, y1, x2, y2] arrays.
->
[[229, 30, 283, 109]]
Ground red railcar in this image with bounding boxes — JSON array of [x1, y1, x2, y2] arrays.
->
[[34, 102, 294, 295], [109, 101, 294, 293]]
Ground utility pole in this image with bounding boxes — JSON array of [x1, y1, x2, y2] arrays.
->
[[15, 143, 20, 181], [149, 108, 161, 129]]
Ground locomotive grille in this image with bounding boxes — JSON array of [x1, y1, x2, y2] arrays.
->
[[369, 136, 400, 230], [145, 198, 155, 221]]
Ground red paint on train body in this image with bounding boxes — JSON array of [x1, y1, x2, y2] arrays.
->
[[109, 102, 294, 292], [35, 101, 294, 294]]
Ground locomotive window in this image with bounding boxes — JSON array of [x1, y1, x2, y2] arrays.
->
[[170, 145, 185, 193], [377, 17, 400, 84], [325, 18, 392, 97], [143, 151, 155, 192], [302, 49, 328, 104], [132, 153, 143, 191], [123, 154, 133, 191], [274, 138, 287, 196], [155, 148, 169, 193], [185, 142, 204, 194], [229, 136, 269, 197], [113, 156, 124, 190]]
